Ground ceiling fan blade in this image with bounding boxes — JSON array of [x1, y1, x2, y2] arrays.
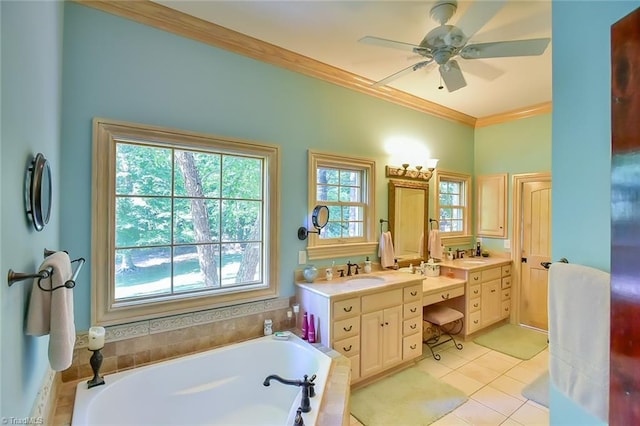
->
[[359, 36, 429, 55], [439, 60, 467, 92], [459, 58, 504, 81], [460, 38, 551, 59], [454, 0, 507, 41], [373, 60, 433, 87]]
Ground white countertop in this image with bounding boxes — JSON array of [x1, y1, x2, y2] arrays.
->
[[437, 257, 511, 271]]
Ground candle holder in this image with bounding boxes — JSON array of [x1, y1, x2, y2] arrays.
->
[[87, 347, 105, 389]]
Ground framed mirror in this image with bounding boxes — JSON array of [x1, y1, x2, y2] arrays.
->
[[388, 179, 429, 267], [25, 153, 52, 232]]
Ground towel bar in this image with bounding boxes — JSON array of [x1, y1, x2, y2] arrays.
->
[[429, 218, 439, 230], [379, 218, 389, 233], [7, 249, 85, 291]]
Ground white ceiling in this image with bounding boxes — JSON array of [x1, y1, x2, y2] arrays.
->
[[155, 0, 552, 118]]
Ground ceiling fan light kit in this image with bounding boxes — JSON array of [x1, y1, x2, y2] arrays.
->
[[360, 0, 550, 93]]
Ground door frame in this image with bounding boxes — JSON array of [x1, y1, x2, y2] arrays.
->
[[511, 172, 552, 326]]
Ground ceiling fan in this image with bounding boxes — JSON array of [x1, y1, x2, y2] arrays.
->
[[359, 0, 550, 92]]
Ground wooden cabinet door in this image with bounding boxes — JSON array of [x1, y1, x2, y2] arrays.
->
[[360, 310, 384, 377], [382, 306, 402, 368], [481, 279, 501, 325], [476, 173, 507, 238]]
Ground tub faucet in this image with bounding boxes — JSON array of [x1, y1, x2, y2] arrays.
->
[[263, 374, 316, 413]]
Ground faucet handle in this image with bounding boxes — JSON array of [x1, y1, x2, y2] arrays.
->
[[305, 374, 316, 398], [294, 408, 304, 426]]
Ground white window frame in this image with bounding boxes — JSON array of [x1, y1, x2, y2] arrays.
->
[[92, 118, 280, 326], [306, 150, 377, 260], [434, 170, 472, 246]]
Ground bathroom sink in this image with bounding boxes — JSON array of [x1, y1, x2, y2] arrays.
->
[[343, 276, 387, 285]]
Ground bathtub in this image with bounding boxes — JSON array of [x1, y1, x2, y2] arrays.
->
[[72, 334, 332, 425]]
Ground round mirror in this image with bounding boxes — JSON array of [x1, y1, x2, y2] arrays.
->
[[311, 205, 329, 229], [26, 153, 52, 232]]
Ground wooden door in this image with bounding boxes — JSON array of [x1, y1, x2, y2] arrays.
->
[[611, 7, 640, 423], [381, 306, 402, 368], [520, 181, 552, 330], [359, 310, 383, 377]]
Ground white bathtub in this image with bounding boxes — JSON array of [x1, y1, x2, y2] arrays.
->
[[72, 334, 332, 425]]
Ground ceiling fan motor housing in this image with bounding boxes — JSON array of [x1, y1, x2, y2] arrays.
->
[[429, 0, 458, 25]]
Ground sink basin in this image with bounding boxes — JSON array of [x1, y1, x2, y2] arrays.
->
[[343, 276, 387, 285]]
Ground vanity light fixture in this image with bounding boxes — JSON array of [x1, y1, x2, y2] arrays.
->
[[385, 159, 439, 182]]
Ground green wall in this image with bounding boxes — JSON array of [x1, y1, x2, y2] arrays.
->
[[0, 0, 64, 419], [474, 113, 552, 253]]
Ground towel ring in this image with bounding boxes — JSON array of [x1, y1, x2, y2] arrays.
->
[[7, 250, 86, 290]]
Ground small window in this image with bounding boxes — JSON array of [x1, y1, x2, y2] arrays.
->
[[306, 151, 377, 259], [435, 170, 472, 245], [92, 119, 279, 325]]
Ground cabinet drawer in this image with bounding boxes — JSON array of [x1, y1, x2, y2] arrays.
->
[[403, 284, 422, 302], [482, 267, 501, 282], [469, 284, 481, 298], [501, 277, 511, 289], [333, 297, 360, 320], [403, 300, 422, 319], [502, 264, 511, 277], [362, 289, 402, 312], [469, 272, 482, 285], [423, 285, 464, 306], [403, 316, 421, 335], [501, 300, 511, 318], [468, 297, 481, 313], [333, 335, 360, 356], [402, 333, 422, 361], [501, 288, 511, 301], [468, 310, 482, 333], [333, 316, 360, 341], [348, 354, 360, 382]]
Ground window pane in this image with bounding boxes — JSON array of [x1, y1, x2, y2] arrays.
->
[[116, 197, 171, 247], [221, 200, 262, 242], [453, 208, 463, 220], [317, 185, 339, 202], [116, 144, 172, 196], [317, 168, 339, 185], [339, 186, 361, 202], [346, 221, 363, 237], [173, 244, 218, 293], [342, 205, 363, 221], [340, 170, 361, 187], [173, 199, 220, 244], [174, 151, 220, 197], [221, 156, 263, 199], [114, 247, 171, 300], [221, 243, 262, 285], [327, 205, 341, 222], [323, 222, 343, 239]]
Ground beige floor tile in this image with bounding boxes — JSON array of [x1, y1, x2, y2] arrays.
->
[[440, 370, 486, 396], [457, 360, 503, 384], [500, 418, 524, 426], [471, 385, 527, 417], [518, 358, 548, 375], [416, 355, 454, 378], [473, 351, 522, 374], [452, 399, 507, 426], [349, 414, 364, 426], [436, 349, 472, 370], [504, 364, 543, 384], [449, 340, 491, 360], [431, 411, 470, 425], [509, 401, 549, 426], [489, 375, 528, 402]]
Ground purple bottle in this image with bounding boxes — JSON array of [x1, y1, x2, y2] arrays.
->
[[308, 314, 316, 343], [301, 312, 309, 340]]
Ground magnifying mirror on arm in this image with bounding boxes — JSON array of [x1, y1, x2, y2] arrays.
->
[[298, 205, 330, 240]]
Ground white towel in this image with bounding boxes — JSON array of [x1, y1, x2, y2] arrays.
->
[[378, 231, 395, 268], [548, 262, 610, 422], [428, 229, 442, 260], [26, 251, 76, 371]]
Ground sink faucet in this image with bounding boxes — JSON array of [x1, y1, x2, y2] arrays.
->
[[455, 249, 465, 259], [263, 374, 316, 413], [346, 261, 358, 276]]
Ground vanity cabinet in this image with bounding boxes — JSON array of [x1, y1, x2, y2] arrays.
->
[[295, 278, 422, 384], [476, 173, 507, 238]]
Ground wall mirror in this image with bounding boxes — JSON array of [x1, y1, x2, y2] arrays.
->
[[388, 179, 429, 266], [298, 205, 330, 240], [25, 153, 52, 232]]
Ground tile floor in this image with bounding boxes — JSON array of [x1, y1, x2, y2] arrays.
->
[[350, 340, 549, 426]]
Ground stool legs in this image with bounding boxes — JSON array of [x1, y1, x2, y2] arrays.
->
[[423, 318, 464, 360]]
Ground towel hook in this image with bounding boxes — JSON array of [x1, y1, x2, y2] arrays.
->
[[379, 218, 389, 233]]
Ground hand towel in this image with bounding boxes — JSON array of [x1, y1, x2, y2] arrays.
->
[[548, 262, 610, 422], [26, 251, 76, 371], [378, 231, 395, 268], [428, 229, 442, 260]]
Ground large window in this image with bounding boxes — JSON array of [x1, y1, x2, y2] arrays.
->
[[435, 170, 472, 245], [306, 151, 377, 259], [93, 119, 280, 325]]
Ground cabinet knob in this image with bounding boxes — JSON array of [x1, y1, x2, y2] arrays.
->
[[473, 303, 479, 308], [343, 345, 352, 352], [343, 325, 353, 332], [410, 307, 417, 313], [491, 289, 496, 293], [410, 344, 417, 350], [410, 324, 417, 329], [474, 320, 479, 324], [385, 322, 389, 326], [343, 306, 353, 312], [410, 291, 417, 296], [441, 293, 450, 300]]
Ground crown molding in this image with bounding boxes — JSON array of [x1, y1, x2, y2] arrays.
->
[[475, 101, 552, 128], [75, 1, 550, 129]]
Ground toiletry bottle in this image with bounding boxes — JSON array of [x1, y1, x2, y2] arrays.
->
[[325, 267, 333, 281], [393, 259, 399, 270], [308, 314, 316, 343], [476, 241, 481, 257], [364, 256, 372, 273], [264, 319, 273, 336], [301, 312, 309, 340]]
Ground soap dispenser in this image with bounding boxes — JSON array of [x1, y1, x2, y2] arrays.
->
[[364, 256, 372, 273]]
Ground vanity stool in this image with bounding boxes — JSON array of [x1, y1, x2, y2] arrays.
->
[[422, 305, 464, 360]]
